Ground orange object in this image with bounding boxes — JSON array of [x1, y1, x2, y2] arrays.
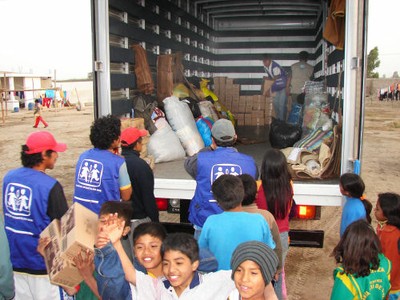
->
[[297, 205, 316, 219]]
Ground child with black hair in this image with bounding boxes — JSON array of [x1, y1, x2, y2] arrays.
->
[[198, 174, 275, 270], [95, 201, 133, 299], [229, 241, 279, 300], [238, 174, 283, 275], [330, 220, 391, 299], [339, 173, 372, 237], [33, 98, 48, 128], [132, 222, 167, 279], [255, 149, 293, 299], [73, 115, 132, 215], [375, 192, 400, 299], [3, 131, 68, 299], [95, 221, 236, 299]]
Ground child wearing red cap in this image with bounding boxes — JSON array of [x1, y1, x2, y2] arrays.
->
[[2, 131, 69, 299], [120, 127, 159, 262]]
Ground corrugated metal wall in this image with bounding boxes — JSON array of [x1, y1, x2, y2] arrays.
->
[[107, 0, 344, 116]]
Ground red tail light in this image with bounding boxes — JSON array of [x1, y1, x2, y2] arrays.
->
[[297, 205, 316, 219], [156, 198, 168, 211]]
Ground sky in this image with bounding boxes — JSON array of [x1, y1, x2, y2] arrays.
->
[[0, 0, 398, 79]]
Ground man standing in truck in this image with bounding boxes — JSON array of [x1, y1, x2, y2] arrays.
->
[[288, 51, 314, 104], [184, 119, 258, 238], [263, 53, 289, 121]]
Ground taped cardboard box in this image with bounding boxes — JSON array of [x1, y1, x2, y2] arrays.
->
[[61, 202, 98, 262], [40, 219, 83, 289], [261, 78, 274, 97]]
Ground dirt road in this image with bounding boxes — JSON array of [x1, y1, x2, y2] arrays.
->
[[1, 97, 399, 299]]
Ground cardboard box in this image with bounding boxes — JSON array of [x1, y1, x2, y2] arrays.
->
[[120, 117, 145, 131], [261, 78, 274, 96], [226, 78, 234, 86], [238, 101, 246, 113], [61, 202, 98, 262], [245, 113, 253, 126], [40, 220, 83, 289]]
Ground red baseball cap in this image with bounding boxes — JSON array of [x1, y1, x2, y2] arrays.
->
[[25, 131, 67, 154], [120, 127, 148, 146]]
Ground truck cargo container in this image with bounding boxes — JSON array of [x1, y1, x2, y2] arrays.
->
[[91, 0, 367, 240]]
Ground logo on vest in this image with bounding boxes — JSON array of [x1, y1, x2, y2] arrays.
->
[[77, 159, 104, 187], [211, 164, 242, 181], [5, 183, 32, 216]]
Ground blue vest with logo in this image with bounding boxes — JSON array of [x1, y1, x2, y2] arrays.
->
[[188, 147, 258, 227], [3, 167, 56, 271], [73, 148, 125, 215], [265, 61, 288, 92]]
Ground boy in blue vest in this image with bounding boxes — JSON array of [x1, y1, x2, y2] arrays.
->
[[263, 53, 289, 121], [184, 119, 258, 239], [198, 174, 275, 270], [73, 115, 132, 215], [2, 131, 69, 299]]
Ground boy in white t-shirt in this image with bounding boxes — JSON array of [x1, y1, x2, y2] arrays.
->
[[95, 214, 235, 299]]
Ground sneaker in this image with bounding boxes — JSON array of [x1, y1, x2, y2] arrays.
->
[[33, 126, 37, 128], [44, 125, 48, 128]]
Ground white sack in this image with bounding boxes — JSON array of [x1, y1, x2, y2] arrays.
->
[[147, 118, 186, 163], [163, 96, 204, 156]]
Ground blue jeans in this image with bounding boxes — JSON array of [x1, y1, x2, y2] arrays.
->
[[273, 89, 288, 121], [94, 242, 132, 300], [274, 231, 289, 300]]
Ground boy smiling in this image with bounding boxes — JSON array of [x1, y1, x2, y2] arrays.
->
[[95, 215, 235, 299]]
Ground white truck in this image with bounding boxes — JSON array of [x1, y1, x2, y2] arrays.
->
[[91, 0, 368, 241]]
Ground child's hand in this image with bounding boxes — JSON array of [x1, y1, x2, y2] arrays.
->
[[95, 231, 110, 249], [95, 213, 125, 247], [37, 237, 51, 257], [73, 249, 95, 280]]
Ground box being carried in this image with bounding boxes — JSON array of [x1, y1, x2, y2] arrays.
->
[[40, 219, 83, 289], [61, 202, 98, 262]]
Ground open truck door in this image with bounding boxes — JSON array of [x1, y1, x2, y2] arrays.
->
[[91, 0, 368, 246]]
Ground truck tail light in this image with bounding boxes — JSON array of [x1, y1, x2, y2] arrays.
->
[[156, 198, 168, 211], [297, 205, 316, 219]]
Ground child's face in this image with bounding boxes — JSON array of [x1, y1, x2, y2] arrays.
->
[[233, 260, 265, 300], [134, 234, 162, 272], [374, 200, 386, 222], [162, 250, 199, 296]]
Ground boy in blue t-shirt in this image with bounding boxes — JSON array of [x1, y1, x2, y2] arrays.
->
[[198, 174, 275, 270]]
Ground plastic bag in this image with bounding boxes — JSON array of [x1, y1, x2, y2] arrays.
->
[[163, 96, 205, 156], [196, 116, 214, 147], [147, 118, 186, 163], [269, 118, 302, 149]]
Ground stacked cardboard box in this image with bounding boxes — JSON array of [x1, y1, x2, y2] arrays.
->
[[212, 76, 274, 126], [40, 203, 98, 289], [212, 76, 240, 112]]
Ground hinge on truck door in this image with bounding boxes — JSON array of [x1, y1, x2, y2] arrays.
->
[[351, 57, 360, 70], [94, 61, 103, 72]]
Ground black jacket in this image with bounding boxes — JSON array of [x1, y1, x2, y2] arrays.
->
[[121, 148, 159, 221]]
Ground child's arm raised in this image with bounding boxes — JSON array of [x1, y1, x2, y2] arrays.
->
[[94, 214, 133, 299], [97, 213, 137, 285]]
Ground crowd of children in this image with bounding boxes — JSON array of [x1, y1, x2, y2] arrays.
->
[[1, 115, 400, 300]]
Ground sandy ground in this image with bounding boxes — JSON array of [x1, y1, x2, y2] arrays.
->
[[1, 97, 399, 299]]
